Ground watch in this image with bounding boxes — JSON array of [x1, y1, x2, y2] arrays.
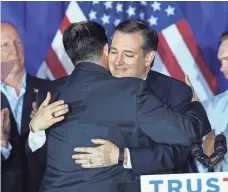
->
[[118, 148, 125, 165]]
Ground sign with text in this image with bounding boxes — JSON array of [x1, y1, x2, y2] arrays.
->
[[141, 172, 228, 192]]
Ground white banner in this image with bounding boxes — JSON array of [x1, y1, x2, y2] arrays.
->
[[141, 172, 228, 192]]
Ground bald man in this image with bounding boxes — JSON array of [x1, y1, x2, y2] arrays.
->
[[0, 22, 50, 192]]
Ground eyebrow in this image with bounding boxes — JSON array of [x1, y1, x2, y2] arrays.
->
[[110, 47, 135, 54], [218, 55, 228, 60]]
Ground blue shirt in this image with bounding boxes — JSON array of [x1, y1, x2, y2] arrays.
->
[[197, 90, 228, 172]]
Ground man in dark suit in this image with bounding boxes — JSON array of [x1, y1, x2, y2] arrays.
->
[[72, 20, 205, 175], [29, 21, 210, 192], [0, 22, 50, 192]]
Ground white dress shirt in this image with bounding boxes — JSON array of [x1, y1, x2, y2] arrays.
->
[[0, 74, 26, 159], [197, 90, 228, 172]]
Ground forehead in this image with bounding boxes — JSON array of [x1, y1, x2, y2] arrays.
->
[[111, 31, 143, 51], [218, 40, 228, 58], [1, 23, 21, 39]]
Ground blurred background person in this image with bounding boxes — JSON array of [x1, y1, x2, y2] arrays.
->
[[0, 22, 51, 192], [185, 32, 228, 172], [1, 107, 23, 192], [200, 32, 228, 172]]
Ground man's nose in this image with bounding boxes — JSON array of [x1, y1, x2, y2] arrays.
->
[[10, 42, 19, 55], [115, 52, 124, 66], [220, 60, 228, 71]]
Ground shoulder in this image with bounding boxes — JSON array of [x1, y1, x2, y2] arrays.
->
[[49, 76, 68, 88], [146, 70, 192, 101], [202, 91, 228, 112], [26, 73, 51, 89], [28, 73, 68, 90], [147, 70, 191, 91]]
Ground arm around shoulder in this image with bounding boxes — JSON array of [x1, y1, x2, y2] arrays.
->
[[136, 81, 211, 146]]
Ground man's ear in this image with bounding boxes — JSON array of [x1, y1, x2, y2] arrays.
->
[[145, 51, 156, 67], [103, 43, 109, 57]]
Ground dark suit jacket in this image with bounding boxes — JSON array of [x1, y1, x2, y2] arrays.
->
[[1, 94, 24, 192], [128, 70, 211, 176], [38, 62, 210, 192], [1, 73, 50, 192]]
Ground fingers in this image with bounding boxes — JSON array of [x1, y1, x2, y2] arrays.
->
[[1, 108, 5, 123], [40, 92, 52, 108], [30, 110, 37, 119], [206, 129, 216, 139], [91, 139, 106, 145], [51, 116, 65, 124], [1, 108, 10, 131], [72, 154, 92, 160], [46, 100, 65, 110], [184, 75, 191, 86], [32, 102, 37, 111], [30, 102, 38, 119], [2, 108, 9, 123], [74, 147, 96, 154], [74, 159, 90, 164], [51, 106, 69, 118], [30, 111, 37, 119], [2, 108, 9, 116], [185, 75, 192, 87], [81, 164, 99, 168], [4, 108, 10, 126], [49, 104, 68, 116]]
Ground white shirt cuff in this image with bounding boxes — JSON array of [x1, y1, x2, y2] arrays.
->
[[28, 130, 46, 152], [123, 148, 132, 169], [1, 142, 12, 160]]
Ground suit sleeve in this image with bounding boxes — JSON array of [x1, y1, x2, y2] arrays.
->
[[129, 144, 189, 175], [136, 81, 211, 146], [146, 71, 193, 114]]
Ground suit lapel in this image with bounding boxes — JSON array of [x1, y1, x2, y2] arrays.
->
[[20, 74, 37, 136]]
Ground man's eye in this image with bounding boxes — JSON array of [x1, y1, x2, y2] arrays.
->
[[110, 51, 117, 54], [15, 40, 22, 45], [125, 54, 134, 57], [1, 43, 9, 47]]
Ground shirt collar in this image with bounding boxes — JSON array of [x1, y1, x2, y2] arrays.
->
[[1, 72, 27, 89]]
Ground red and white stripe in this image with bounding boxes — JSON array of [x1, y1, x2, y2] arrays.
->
[[154, 19, 218, 101], [37, 1, 218, 102]]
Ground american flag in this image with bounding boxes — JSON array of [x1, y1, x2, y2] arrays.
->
[[2, 1, 220, 101], [35, 1, 217, 102]]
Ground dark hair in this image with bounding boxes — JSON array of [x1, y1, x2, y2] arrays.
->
[[63, 21, 108, 66], [115, 19, 158, 53], [220, 31, 228, 43]]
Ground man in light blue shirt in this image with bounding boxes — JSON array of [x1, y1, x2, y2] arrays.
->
[[197, 32, 228, 172]]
